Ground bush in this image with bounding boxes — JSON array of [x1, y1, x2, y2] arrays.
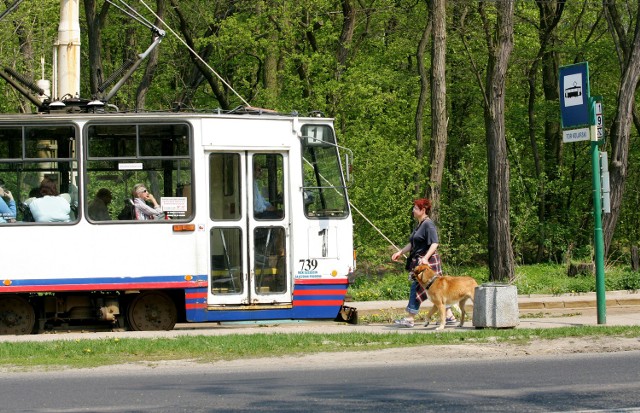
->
[[610, 270, 640, 291], [347, 263, 639, 300]]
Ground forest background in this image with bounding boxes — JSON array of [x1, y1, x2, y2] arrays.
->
[[1, 0, 640, 281]]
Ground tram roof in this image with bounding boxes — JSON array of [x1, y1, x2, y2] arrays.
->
[[0, 107, 333, 123]]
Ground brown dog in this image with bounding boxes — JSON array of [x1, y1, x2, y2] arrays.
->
[[413, 264, 478, 330]]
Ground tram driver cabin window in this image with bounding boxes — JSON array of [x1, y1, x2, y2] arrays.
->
[[85, 123, 193, 222], [300, 124, 348, 218]]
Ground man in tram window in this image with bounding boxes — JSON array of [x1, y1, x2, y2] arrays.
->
[[88, 188, 113, 221], [253, 162, 278, 219]]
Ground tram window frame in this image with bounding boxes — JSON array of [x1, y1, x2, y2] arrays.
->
[[84, 122, 194, 223], [300, 124, 348, 219], [0, 124, 79, 224]]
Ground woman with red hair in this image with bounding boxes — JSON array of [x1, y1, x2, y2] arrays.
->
[[391, 198, 454, 327]]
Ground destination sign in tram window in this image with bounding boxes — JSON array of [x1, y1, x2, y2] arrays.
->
[[85, 123, 193, 222]]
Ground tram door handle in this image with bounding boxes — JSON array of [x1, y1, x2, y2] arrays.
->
[[318, 228, 328, 257]]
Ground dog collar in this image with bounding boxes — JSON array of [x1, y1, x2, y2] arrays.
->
[[424, 275, 439, 290]]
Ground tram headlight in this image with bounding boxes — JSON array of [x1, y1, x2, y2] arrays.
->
[[3, 279, 11, 286]]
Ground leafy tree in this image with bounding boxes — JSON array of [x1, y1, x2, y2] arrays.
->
[[603, 1, 640, 258], [2, 0, 640, 272]]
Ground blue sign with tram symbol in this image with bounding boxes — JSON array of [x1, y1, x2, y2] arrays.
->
[[560, 62, 590, 129]]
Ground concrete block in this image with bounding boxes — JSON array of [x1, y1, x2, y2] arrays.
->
[[473, 283, 519, 328]]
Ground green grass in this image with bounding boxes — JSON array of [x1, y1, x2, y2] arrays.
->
[[347, 263, 640, 301], [1, 326, 639, 371]]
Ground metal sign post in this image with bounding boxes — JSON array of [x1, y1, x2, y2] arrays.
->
[[559, 62, 606, 324], [589, 97, 607, 325]]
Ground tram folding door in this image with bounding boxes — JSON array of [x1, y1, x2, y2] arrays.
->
[[207, 151, 290, 305]]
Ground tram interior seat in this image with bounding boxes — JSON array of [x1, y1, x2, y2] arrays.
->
[[254, 253, 285, 293], [211, 255, 241, 294]]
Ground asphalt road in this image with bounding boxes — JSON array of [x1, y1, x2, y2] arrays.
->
[[1, 349, 639, 412]]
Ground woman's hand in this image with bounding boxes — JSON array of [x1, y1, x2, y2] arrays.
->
[[146, 193, 159, 207]]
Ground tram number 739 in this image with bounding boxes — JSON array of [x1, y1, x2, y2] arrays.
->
[[299, 259, 319, 271]]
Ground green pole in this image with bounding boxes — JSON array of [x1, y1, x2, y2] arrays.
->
[[589, 97, 606, 324]]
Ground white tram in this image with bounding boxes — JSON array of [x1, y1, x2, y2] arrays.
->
[[0, 111, 355, 334]]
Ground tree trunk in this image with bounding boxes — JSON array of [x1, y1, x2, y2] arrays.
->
[[336, 0, 356, 75], [256, 2, 279, 109], [482, 0, 516, 282], [530, 0, 565, 262], [83, 0, 109, 98], [426, 0, 447, 227], [169, 0, 229, 110], [262, 31, 279, 108], [5, 0, 36, 112], [136, 0, 165, 110], [602, 3, 640, 257], [330, 0, 357, 116], [414, 6, 431, 197]]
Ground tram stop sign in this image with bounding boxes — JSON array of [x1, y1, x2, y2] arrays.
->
[[560, 62, 591, 142]]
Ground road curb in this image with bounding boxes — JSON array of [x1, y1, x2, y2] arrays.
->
[[348, 290, 640, 314]]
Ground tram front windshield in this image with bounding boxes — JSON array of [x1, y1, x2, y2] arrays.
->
[[301, 125, 348, 218]]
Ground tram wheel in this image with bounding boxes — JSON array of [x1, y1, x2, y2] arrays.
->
[[126, 291, 177, 331], [0, 295, 35, 335]]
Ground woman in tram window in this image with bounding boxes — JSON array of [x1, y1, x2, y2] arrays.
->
[[132, 183, 164, 220], [26, 178, 71, 223]]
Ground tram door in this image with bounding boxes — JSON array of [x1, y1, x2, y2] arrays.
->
[[208, 152, 290, 305]]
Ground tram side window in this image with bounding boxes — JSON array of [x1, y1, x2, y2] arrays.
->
[[209, 153, 241, 221], [253, 154, 284, 220], [0, 125, 79, 224], [300, 125, 348, 218], [85, 123, 193, 222]]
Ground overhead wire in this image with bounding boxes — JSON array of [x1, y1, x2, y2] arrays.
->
[[302, 157, 403, 254], [108, 0, 156, 31], [137, 0, 402, 254], [136, 0, 250, 107], [0, 0, 23, 22]]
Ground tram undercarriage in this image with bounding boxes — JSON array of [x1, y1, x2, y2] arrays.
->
[[0, 291, 181, 335]]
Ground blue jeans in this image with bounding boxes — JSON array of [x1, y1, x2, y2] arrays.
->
[[406, 280, 421, 315]]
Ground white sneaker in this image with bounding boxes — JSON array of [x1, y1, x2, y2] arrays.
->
[[394, 318, 415, 328]]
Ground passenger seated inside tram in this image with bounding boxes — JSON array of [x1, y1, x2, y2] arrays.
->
[[28, 187, 42, 199], [253, 163, 282, 219], [132, 183, 164, 220], [0, 180, 16, 223], [26, 178, 71, 222], [88, 188, 113, 221]]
